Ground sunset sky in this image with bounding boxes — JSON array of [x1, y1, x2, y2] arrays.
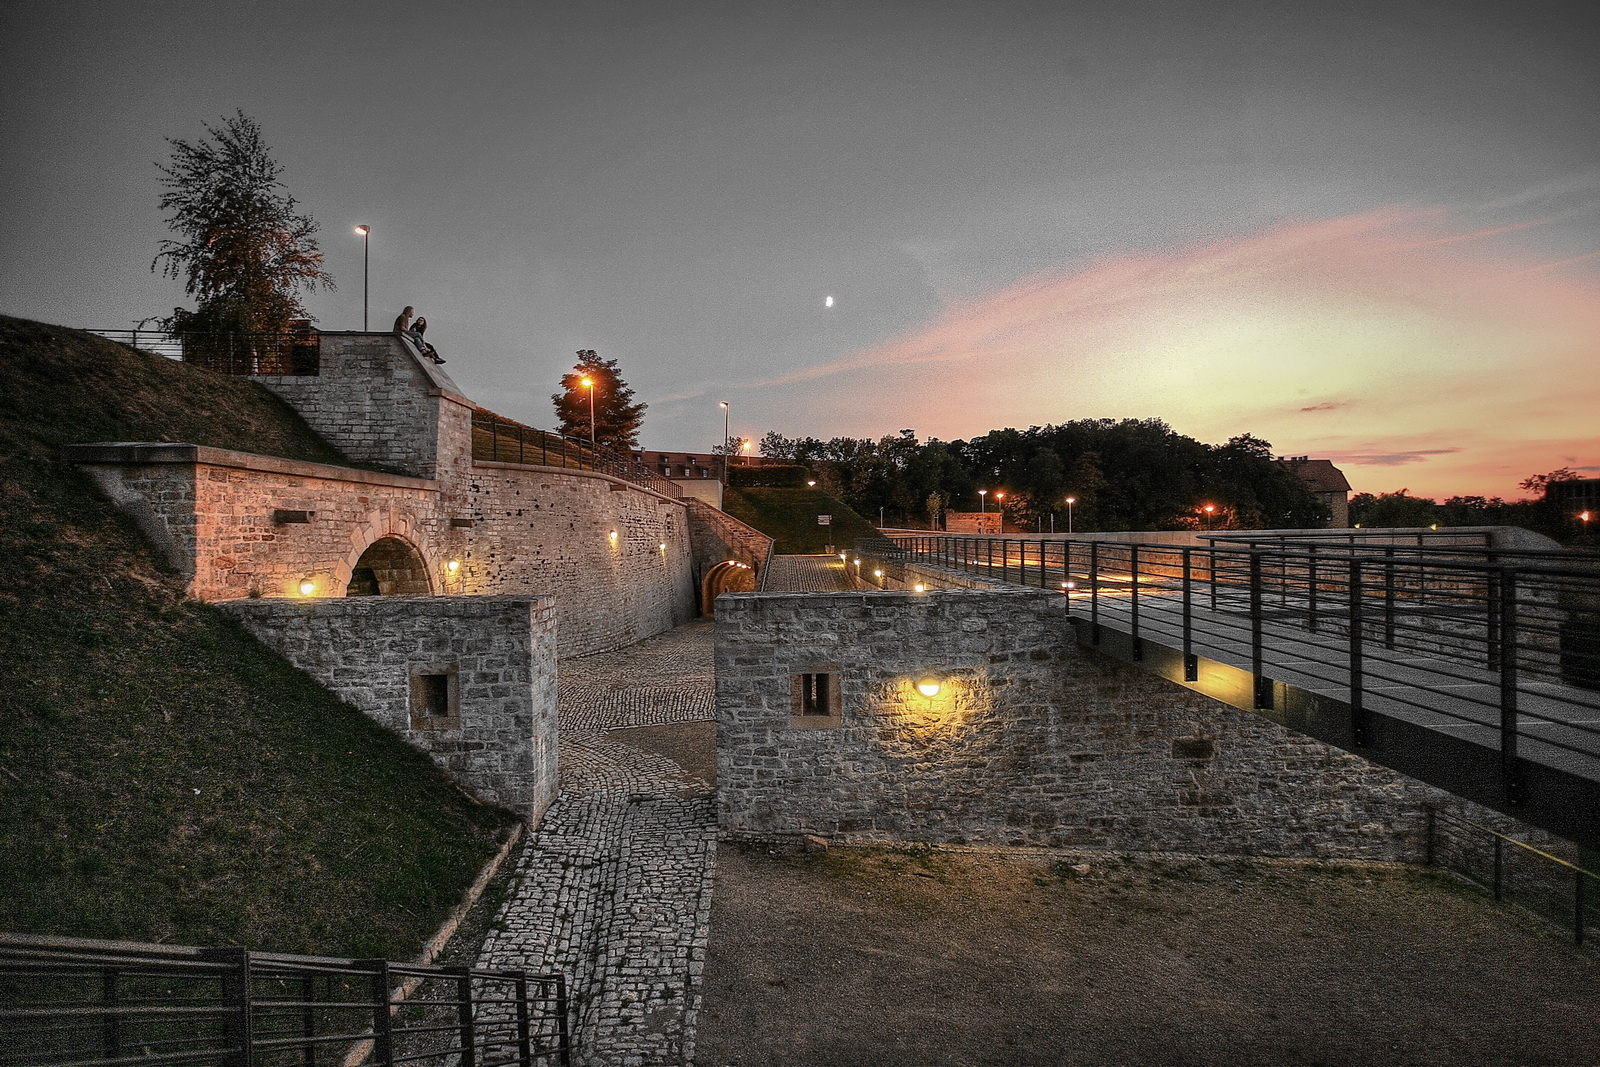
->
[[2, 0, 1596, 500]]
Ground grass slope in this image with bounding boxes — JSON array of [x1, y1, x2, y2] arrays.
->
[[0, 316, 515, 957], [722, 487, 880, 554]]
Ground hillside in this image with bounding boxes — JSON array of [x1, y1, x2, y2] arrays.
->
[[723, 486, 880, 554], [0, 316, 516, 957]]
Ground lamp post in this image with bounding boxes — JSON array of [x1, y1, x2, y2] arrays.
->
[[978, 489, 988, 512], [354, 225, 370, 330], [741, 439, 752, 466], [1065, 495, 1076, 534], [1203, 504, 1216, 530], [719, 401, 730, 483], [581, 376, 595, 445]]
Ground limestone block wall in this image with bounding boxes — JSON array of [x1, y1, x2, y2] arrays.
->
[[220, 594, 559, 821], [462, 463, 697, 655], [254, 333, 460, 478], [715, 588, 1451, 860]]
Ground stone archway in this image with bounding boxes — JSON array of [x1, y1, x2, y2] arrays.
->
[[700, 560, 757, 616], [347, 535, 432, 596]]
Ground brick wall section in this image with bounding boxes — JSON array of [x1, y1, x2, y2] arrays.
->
[[220, 594, 559, 821], [685, 499, 773, 607], [715, 588, 1456, 860]]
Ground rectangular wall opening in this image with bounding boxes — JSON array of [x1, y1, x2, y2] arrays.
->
[[409, 666, 460, 730]]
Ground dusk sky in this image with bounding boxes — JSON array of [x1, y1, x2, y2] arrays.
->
[[3, 0, 1596, 500]]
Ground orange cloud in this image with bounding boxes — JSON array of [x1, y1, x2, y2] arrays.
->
[[790, 207, 1600, 500]]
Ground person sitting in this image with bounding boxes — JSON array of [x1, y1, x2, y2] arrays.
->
[[393, 306, 414, 334], [409, 315, 444, 363]]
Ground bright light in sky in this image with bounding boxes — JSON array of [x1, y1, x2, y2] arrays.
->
[[824, 296, 834, 308]]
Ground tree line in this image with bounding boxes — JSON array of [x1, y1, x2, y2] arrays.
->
[[756, 421, 1328, 532]]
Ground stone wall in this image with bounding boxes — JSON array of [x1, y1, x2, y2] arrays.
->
[[714, 588, 1451, 860], [221, 594, 559, 821], [685, 499, 773, 609]]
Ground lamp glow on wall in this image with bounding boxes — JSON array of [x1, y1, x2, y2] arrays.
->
[[298, 576, 317, 597], [913, 582, 926, 593], [916, 675, 942, 698], [608, 530, 618, 543], [447, 559, 460, 574]]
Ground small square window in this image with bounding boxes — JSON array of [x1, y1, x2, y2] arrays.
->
[[789, 666, 842, 727], [409, 667, 460, 730]]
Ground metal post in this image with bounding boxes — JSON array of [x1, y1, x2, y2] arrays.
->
[[300, 974, 315, 1067], [1487, 569, 1502, 671], [1182, 547, 1197, 681], [1129, 543, 1142, 661], [455, 969, 478, 1067], [363, 959, 394, 1066], [102, 969, 121, 1061], [1251, 551, 1272, 710], [513, 973, 535, 1067], [1383, 547, 1396, 650], [1090, 540, 1101, 644], [1209, 546, 1219, 612], [1350, 559, 1366, 745], [206, 947, 251, 1067], [1499, 568, 1523, 802], [1308, 546, 1319, 633]]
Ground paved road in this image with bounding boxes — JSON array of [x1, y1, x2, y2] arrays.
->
[[477, 622, 716, 1067], [760, 553, 857, 592]]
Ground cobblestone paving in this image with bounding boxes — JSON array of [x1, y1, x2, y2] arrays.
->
[[760, 553, 857, 592], [477, 623, 717, 1067]]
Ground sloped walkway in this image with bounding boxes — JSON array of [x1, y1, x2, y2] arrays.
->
[[760, 553, 857, 592], [477, 622, 716, 1067]]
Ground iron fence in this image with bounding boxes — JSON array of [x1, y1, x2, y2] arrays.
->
[[0, 934, 569, 1067], [1427, 810, 1598, 944], [880, 535, 1600, 799], [470, 411, 681, 498], [88, 328, 321, 376]]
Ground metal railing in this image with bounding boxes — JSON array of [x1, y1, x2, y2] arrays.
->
[[880, 535, 1600, 798], [1427, 810, 1598, 945], [0, 934, 569, 1066], [470, 411, 681, 498], [88, 328, 321, 376]]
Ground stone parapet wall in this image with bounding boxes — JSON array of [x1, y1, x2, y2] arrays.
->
[[220, 594, 559, 821], [715, 588, 1458, 860]]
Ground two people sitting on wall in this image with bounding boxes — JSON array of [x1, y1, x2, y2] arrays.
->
[[393, 306, 445, 364]]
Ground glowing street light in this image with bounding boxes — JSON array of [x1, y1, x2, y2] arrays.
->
[[1202, 504, 1217, 530], [580, 376, 596, 445], [353, 225, 370, 330], [719, 401, 730, 483], [978, 489, 988, 512], [1065, 495, 1077, 534]]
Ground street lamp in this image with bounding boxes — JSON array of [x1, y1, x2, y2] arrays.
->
[[1203, 504, 1216, 530], [978, 489, 988, 512], [1065, 495, 1076, 534], [581, 376, 595, 445], [741, 439, 752, 466], [719, 401, 730, 483], [353, 225, 370, 330]]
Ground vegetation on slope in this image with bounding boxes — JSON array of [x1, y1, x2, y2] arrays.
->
[[0, 316, 516, 957], [723, 486, 879, 554]]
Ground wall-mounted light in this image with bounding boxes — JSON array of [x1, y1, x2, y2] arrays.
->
[[916, 675, 942, 698], [839, 552, 847, 561], [659, 542, 667, 551], [298, 576, 317, 597], [852, 557, 861, 567], [873, 568, 883, 578], [1061, 580, 1076, 590], [447, 559, 461, 573], [913, 582, 926, 593], [608, 530, 618, 542]]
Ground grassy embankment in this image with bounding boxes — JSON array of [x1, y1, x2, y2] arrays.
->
[[0, 316, 517, 958], [722, 487, 879, 554]]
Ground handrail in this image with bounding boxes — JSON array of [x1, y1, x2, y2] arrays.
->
[[0, 933, 571, 1066], [470, 410, 681, 498], [1427, 810, 1598, 944], [87, 328, 321, 376]]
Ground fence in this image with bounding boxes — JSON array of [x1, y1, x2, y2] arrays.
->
[[1427, 810, 1598, 945], [0, 934, 569, 1067], [89, 328, 321, 376], [470, 411, 681, 498], [879, 534, 1600, 801]]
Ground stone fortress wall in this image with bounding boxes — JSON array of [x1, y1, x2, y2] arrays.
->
[[714, 587, 1519, 860]]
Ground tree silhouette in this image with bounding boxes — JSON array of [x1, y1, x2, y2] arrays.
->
[[552, 351, 646, 449], [153, 111, 333, 335]]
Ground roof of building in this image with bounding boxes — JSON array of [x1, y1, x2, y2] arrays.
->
[[1278, 457, 1352, 494]]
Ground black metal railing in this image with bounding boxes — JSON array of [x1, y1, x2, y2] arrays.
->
[[88, 328, 321, 376], [879, 535, 1600, 795], [0, 933, 569, 1067], [470, 411, 681, 498], [1427, 810, 1598, 944]]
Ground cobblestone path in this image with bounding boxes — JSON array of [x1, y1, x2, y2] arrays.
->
[[759, 553, 856, 592], [478, 622, 716, 1067]]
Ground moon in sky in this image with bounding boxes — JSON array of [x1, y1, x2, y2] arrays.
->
[[824, 295, 835, 308]]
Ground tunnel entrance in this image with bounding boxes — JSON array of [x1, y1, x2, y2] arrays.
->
[[701, 560, 757, 616], [347, 536, 431, 596]]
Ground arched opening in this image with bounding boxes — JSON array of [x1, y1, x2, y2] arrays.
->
[[701, 560, 757, 616], [347, 536, 432, 596]]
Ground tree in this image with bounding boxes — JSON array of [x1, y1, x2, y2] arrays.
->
[[153, 111, 333, 335], [552, 351, 646, 449]]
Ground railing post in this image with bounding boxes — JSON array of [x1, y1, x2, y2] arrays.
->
[[1251, 551, 1272, 710], [1129, 543, 1142, 661], [1499, 568, 1524, 803], [1089, 540, 1101, 644], [102, 968, 121, 1061], [1307, 546, 1319, 633], [513, 973, 535, 1066], [1383, 547, 1397, 650], [1209, 545, 1219, 612], [300, 974, 316, 1067], [1182, 547, 1197, 681], [363, 959, 394, 1066], [1349, 559, 1366, 745], [1486, 569, 1502, 671], [205, 947, 251, 1067], [455, 968, 478, 1067]]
